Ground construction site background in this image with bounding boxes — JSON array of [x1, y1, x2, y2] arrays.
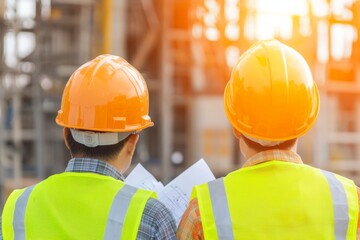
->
[[1, 0, 360, 208]]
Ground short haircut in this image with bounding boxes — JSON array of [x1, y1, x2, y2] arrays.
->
[[64, 128, 131, 160], [242, 134, 297, 152]]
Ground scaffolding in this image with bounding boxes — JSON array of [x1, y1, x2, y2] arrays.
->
[[1, 0, 360, 205], [0, 0, 96, 205], [313, 1, 360, 182]]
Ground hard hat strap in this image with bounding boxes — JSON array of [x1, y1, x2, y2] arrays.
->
[[70, 129, 133, 147]]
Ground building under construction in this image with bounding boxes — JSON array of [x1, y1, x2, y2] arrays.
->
[[1, 0, 360, 206]]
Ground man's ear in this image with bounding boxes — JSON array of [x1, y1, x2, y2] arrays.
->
[[126, 134, 139, 154], [233, 128, 241, 139], [63, 128, 70, 149]]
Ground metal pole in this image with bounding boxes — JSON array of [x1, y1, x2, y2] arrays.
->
[[33, 0, 45, 179], [0, 1, 6, 206], [161, 0, 173, 182]]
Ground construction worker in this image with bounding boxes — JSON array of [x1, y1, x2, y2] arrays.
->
[[177, 40, 360, 239], [1, 55, 177, 239]]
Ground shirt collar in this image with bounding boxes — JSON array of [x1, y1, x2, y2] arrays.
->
[[65, 158, 125, 181], [242, 149, 303, 168]]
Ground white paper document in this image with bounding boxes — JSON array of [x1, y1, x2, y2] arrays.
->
[[125, 163, 164, 195], [125, 159, 215, 225]]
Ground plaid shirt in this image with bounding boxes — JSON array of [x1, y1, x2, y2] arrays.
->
[[176, 150, 360, 240], [0, 158, 176, 240]]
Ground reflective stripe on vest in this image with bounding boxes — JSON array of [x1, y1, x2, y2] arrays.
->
[[320, 170, 348, 240], [208, 178, 234, 239], [12, 183, 139, 239], [13, 185, 35, 240], [207, 170, 352, 240], [104, 184, 137, 240]]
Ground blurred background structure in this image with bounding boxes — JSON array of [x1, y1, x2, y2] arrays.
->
[[1, 0, 360, 207]]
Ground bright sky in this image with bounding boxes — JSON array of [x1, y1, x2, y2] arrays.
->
[[198, 0, 357, 64], [4, 0, 358, 68]]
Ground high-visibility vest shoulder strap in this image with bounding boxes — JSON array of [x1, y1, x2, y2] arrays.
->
[[2, 173, 155, 240]]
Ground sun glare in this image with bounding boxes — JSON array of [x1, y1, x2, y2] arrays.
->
[[193, 0, 358, 65], [253, 0, 309, 16]]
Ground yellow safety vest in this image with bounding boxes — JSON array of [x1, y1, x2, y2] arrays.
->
[[193, 160, 358, 240], [2, 172, 156, 240]]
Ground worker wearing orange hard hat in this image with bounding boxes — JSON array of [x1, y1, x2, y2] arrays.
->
[[1, 55, 177, 239], [177, 40, 360, 239]]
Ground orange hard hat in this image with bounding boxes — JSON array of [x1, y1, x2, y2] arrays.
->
[[224, 40, 319, 141], [56, 54, 154, 133]]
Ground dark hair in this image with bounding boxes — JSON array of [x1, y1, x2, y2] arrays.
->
[[242, 134, 297, 152], [64, 128, 131, 160]]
